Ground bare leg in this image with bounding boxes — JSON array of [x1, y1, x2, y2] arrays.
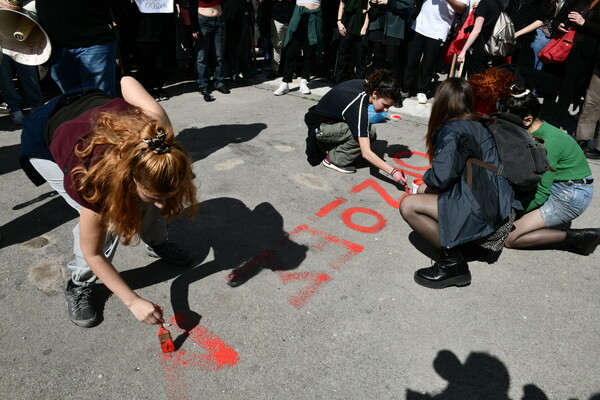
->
[[399, 194, 441, 249], [504, 209, 566, 249]]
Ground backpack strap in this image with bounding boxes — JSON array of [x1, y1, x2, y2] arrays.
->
[[466, 158, 499, 189]]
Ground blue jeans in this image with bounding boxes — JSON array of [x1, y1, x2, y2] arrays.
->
[[531, 28, 550, 71], [540, 180, 594, 227], [196, 14, 226, 89], [0, 58, 44, 112], [50, 41, 117, 97]]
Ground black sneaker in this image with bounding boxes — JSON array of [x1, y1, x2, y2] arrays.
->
[[216, 85, 230, 94], [146, 241, 192, 266], [200, 88, 215, 102], [585, 148, 600, 159], [64, 280, 100, 328]]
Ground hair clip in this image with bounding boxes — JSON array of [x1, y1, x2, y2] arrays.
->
[[143, 129, 171, 154], [512, 88, 530, 98]]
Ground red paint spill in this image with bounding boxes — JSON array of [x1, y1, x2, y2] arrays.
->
[[351, 179, 403, 209], [289, 225, 364, 270], [277, 271, 332, 309], [227, 249, 282, 286], [390, 114, 402, 119], [170, 312, 240, 370], [340, 207, 387, 233], [315, 197, 348, 217], [391, 150, 430, 171], [159, 352, 191, 400]]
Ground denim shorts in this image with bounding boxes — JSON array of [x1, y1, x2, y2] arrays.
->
[[539, 179, 594, 227]]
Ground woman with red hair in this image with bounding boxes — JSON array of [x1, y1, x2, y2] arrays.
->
[[20, 77, 197, 328], [468, 67, 516, 116]]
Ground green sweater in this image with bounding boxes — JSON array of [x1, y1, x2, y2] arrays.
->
[[284, 6, 323, 48], [520, 121, 592, 212]]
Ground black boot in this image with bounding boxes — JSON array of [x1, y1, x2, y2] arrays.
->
[[414, 248, 471, 289], [565, 228, 600, 255]]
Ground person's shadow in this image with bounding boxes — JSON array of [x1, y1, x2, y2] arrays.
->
[[0, 143, 21, 177], [176, 123, 267, 163], [406, 350, 512, 400], [0, 194, 78, 250], [118, 197, 308, 346], [406, 350, 600, 400]]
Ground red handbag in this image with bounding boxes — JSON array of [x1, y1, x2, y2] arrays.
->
[[538, 29, 576, 64]]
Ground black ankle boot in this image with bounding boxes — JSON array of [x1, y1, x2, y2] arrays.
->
[[414, 248, 471, 289], [565, 228, 600, 255]]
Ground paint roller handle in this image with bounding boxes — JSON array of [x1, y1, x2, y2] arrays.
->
[[14, 14, 36, 41]]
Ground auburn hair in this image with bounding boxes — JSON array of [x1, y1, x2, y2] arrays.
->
[[468, 67, 516, 116], [72, 108, 197, 244], [426, 78, 476, 161]]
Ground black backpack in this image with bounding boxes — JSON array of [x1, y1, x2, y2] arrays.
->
[[466, 113, 550, 192]]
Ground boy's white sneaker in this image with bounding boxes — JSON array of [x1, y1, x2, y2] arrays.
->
[[274, 82, 289, 96], [300, 79, 311, 94]]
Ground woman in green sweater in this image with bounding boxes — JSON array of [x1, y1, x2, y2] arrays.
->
[[502, 84, 600, 255]]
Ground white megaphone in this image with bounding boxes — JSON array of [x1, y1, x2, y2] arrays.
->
[[0, 1, 51, 65]]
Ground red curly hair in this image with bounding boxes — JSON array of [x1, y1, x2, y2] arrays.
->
[[72, 108, 197, 245], [468, 67, 516, 116]]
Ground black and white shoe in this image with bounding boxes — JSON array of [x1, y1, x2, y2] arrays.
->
[[64, 280, 100, 328]]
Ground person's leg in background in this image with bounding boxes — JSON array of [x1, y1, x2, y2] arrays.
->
[[73, 41, 117, 97], [576, 66, 600, 158], [0, 58, 25, 124], [196, 15, 217, 101], [49, 47, 82, 94], [270, 19, 289, 75], [545, 43, 590, 133]]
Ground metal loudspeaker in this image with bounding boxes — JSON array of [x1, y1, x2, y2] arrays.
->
[[0, 1, 51, 66]]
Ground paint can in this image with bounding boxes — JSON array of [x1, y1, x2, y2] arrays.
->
[[411, 178, 424, 194]]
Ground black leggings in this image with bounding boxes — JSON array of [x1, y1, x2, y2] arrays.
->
[[370, 40, 402, 83], [282, 14, 316, 82]]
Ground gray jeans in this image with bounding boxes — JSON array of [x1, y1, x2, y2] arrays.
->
[[576, 66, 600, 151], [29, 158, 167, 286], [316, 122, 377, 166]]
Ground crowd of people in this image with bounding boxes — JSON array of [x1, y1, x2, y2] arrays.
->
[[0, 0, 599, 329]]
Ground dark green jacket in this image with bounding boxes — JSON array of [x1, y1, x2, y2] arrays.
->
[[367, 0, 412, 39], [284, 5, 323, 47]]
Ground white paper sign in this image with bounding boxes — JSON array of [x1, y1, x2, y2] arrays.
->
[[135, 0, 174, 14]]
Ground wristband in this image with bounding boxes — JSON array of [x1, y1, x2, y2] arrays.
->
[[389, 168, 399, 177]]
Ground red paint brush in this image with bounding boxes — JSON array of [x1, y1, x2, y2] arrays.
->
[[158, 325, 176, 353], [153, 304, 175, 353]]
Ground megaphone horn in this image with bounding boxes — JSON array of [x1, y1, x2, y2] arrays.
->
[[0, 2, 51, 66]]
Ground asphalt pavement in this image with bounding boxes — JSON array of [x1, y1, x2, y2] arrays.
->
[[1, 74, 599, 400]]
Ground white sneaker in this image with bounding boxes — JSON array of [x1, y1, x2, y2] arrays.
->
[[417, 93, 428, 104], [299, 79, 311, 94], [274, 82, 289, 96], [10, 110, 24, 125]]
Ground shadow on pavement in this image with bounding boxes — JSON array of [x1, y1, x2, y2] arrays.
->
[[0, 196, 78, 250], [176, 123, 267, 162], [0, 143, 21, 177], [406, 349, 600, 400], [119, 197, 308, 347]]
